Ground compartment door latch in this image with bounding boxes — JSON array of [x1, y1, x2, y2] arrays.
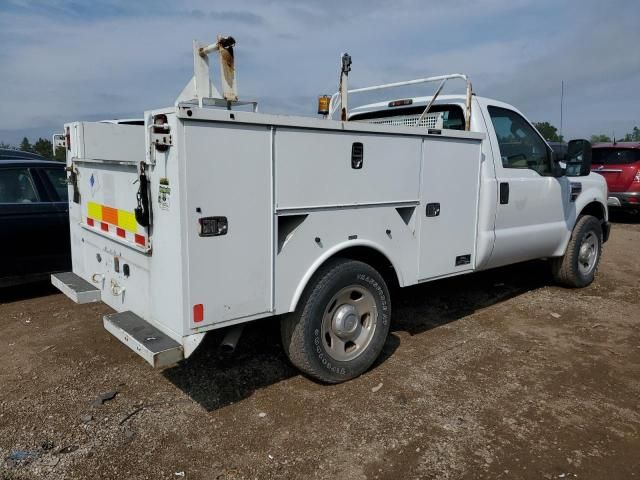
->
[[198, 216, 228, 237], [425, 203, 441, 217], [351, 142, 364, 169]]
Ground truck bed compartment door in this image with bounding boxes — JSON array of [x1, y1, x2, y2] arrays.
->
[[184, 122, 272, 327], [418, 137, 482, 280]]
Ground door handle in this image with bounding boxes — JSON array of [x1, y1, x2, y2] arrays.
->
[[499, 182, 509, 204]]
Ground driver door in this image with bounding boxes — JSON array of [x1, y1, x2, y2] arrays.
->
[[482, 105, 571, 268]]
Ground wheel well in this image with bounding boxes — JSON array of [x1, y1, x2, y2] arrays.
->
[[580, 201, 606, 221], [330, 246, 400, 289]]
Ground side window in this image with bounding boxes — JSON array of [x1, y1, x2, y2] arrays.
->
[[488, 106, 552, 175], [42, 168, 69, 201], [0, 168, 39, 204]]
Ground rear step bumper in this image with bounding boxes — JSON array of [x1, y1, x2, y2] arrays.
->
[[51, 272, 101, 304], [52, 272, 183, 368], [103, 311, 183, 368]]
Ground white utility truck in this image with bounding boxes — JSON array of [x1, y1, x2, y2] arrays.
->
[[53, 36, 609, 383]]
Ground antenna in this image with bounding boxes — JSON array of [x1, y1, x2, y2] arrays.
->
[[560, 80, 564, 141]]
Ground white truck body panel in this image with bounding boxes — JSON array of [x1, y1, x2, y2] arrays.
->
[[66, 121, 185, 341], [62, 106, 487, 345], [418, 137, 481, 280], [275, 129, 421, 209], [182, 122, 273, 326]]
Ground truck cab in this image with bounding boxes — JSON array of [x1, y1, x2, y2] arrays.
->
[[350, 94, 610, 270]]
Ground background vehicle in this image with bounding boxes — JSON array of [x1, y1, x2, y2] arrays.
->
[[0, 148, 47, 161], [52, 37, 609, 384], [0, 158, 70, 287], [592, 142, 640, 213]]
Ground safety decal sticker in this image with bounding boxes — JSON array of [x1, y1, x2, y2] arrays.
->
[[89, 172, 99, 197], [159, 178, 170, 211]]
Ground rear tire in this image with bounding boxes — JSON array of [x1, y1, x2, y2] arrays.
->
[[551, 215, 603, 288], [281, 259, 391, 383]]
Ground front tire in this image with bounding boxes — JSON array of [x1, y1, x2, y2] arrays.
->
[[281, 259, 391, 383], [551, 215, 603, 288]]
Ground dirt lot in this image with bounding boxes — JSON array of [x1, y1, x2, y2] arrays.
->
[[1, 215, 639, 480]]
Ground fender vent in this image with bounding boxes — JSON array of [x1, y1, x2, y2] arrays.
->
[[277, 215, 308, 253]]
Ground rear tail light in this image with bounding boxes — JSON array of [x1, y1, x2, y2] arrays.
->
[[193, 304, 204, 323]]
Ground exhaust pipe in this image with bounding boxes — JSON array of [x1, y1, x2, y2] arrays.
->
[[220, 325, 244, 353]]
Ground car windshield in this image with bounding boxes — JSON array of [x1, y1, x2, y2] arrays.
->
[[592, 148, 640, 165]]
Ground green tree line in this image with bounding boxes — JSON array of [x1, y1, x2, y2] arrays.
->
[[1, 136, 66, 161], [532, 122, 640, 144], [589, 126, 640, 144]]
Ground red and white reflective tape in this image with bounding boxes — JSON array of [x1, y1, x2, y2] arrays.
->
[[85, 217, 148, 250]]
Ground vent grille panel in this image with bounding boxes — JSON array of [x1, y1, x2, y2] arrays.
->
[[364, 112, 444, 129]]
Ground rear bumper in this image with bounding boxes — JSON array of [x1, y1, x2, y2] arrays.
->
[[608, 192, 640, 209], [52, 271, 184, 368], [51, 272, 101, 303], [103, 311, 183, 368]]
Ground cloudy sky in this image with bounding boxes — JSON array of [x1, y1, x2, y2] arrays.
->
[[1, 0, 638, 145]]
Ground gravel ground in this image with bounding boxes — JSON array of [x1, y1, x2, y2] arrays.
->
[[1, 214, 639, 480]]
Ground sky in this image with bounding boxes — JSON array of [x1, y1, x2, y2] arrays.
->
[[0, 0, 638, 145]]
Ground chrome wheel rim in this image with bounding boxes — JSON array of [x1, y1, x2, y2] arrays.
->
[[578, 231, 599, 276], [321, 285, 378, 362]]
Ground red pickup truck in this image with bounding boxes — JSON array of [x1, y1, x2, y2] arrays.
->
[[592, 142, 640, 213]]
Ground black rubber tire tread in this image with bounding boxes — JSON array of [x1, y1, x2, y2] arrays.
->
[[281, 258, 391, 384], [551, 215, 603, 288]]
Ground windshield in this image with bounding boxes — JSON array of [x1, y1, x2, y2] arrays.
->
[[592, 148, 640, 165]]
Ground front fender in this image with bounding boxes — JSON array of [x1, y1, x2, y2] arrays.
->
[[553, 174, 608, 257]]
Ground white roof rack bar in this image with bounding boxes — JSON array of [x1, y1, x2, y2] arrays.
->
[[328, 72, 473, 130]]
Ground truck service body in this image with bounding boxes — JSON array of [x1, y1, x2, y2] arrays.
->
[[53, 37, 609, 382]]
